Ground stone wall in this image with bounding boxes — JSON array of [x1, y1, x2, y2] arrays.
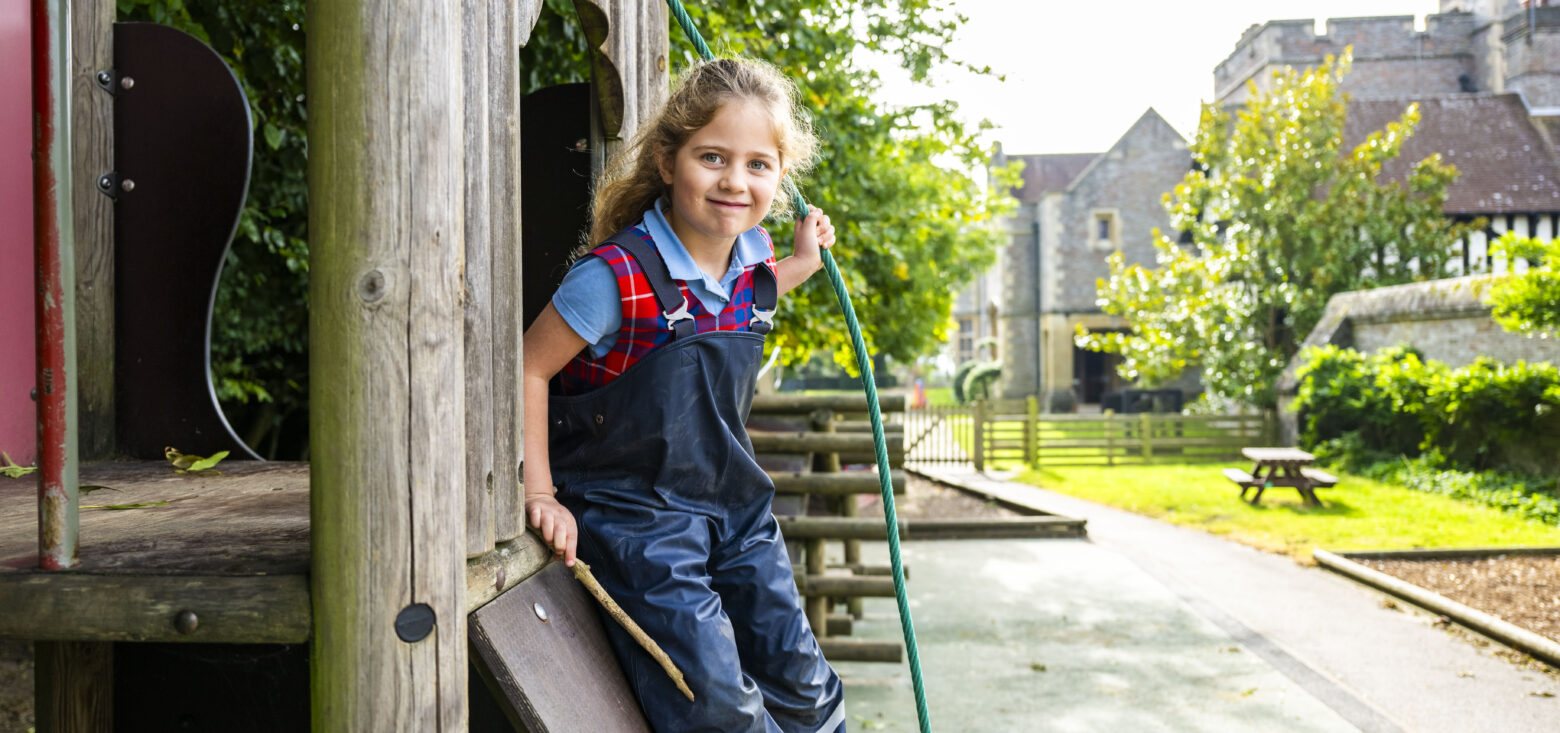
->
[[1277, 276, 1560, 441], [1504, 7, 1560, 109], [1215, 13, 1480, 105]]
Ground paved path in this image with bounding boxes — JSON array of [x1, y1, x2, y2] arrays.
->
[[833, 467, 1558, 732]]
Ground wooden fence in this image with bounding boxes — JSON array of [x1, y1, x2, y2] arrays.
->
[[908, 397, 1274, 470]]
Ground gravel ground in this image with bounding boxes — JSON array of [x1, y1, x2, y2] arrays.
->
[[0, 640, 30, 733], [1362, 555, 1560, 644], [856, 473, 1026, 520]]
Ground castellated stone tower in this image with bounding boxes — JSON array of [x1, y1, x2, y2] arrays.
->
[[1213, 1, 1560, 110]]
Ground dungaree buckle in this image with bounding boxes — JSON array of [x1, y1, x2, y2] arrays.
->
[[664, 300, 694, 331], [749, 307, 775, 330]]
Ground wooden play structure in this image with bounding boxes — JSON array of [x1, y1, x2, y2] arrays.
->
[[5, 1, 699, 729]]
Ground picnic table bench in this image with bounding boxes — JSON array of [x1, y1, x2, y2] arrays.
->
[[1224, 447, 1337, 506]]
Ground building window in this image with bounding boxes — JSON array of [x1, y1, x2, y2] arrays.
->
[[957, 318, 974, 360], [1089, 209, 1121, 252]]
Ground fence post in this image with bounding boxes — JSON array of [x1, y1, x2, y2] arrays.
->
[[972, 399, 987, 472], [1140, 412, 1153, 464], [1104, 410, 1115, 467], [1025, 395, 1039, 467]]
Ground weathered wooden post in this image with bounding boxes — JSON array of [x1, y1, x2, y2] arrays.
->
[[1024, 395, 1038, 467], [972, 399, 986, 472], [308, 0, 468, 728], [1140, 412, 1153, 464]]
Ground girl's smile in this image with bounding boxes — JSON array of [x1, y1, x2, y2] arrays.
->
[[659, 100, 786, 274]]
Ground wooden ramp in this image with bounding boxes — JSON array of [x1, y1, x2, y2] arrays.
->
[[469, 562, 650, 732]]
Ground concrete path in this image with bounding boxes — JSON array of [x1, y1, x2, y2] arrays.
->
[[833, 467, 1559, 732]]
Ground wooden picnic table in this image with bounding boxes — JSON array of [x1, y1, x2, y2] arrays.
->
[[1222, 447, 1338, 506]]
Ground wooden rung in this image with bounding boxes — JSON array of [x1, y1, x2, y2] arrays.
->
[[904, 517, 1086, 540], [749, 431, 905, 457], [837, 453, 906, 468], [818, 638, 902, 663], [834, 421, 904, 434], [769, 470, 905, 495], [751, 393, 906, 414], [796, 574, 898, 597], [777, 516, 907, 540], [825, 614, 853, 636], [827, 563, 909, 580]]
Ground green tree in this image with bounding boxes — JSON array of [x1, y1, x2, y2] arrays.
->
[[1080, 52, 1477, 409], [524, 0, 1017, 371], [123, 0, 1011, 454], [1488, 232, 1560, 338]]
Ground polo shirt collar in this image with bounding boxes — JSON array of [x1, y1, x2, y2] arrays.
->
[[642, 198, 771, 302]]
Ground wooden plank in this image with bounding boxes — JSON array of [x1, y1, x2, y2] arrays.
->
[[769, 470, 904, 495], [308, 0, 468, 726], [905, 517, 1087, 540], [463, 0, 497, 558], [818, 638, 902, 663], [34, 641, 112, 733], [798, 574, 896, 597], [751, 394, 906, 414], [71, 0, 115, 459], [469, 561, 650, 733], [490, 0, 525, 544], [465, 535, 552, 614], [749, 431, 905, 457], [776, 516, 907, 540], [0, 461, 309, 575], [0, 573, 310, 643]]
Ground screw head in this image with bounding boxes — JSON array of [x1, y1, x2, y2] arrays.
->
[[121, 179, 136, 193], [533, 603, 549, 622], [120, 76, 135, 90], [174, 610, 199, 635], [98, 176, 112, 190], [95, 71, 111, 84]]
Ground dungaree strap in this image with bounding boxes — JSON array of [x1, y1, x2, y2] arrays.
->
[[749, 261, 777, 335], [606, 231, 697, 340]]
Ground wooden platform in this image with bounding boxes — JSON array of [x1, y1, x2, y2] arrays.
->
[[0, 461, 551, 644]]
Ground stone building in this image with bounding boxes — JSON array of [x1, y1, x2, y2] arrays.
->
[[990, 110, 1190, 408], [982, 0, 1560, 411], [1214, 1, 1558, 110]]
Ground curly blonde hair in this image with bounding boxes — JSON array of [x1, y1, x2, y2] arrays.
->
[[588, 57, 817, 245]]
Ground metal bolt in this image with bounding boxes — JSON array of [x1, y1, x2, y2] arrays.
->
[[595, 414, 604, 425], [174, 610, 199, 635], [121, 179, 135, 193], [120, 76, 135, 90], [572, 138, 588, 153], [30, 388, 37, 402], [95, 71, 111, 85], [533, 603, 549, 622], [98, 175, 112, 190]]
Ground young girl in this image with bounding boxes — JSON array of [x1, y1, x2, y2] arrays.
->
[[522, 58, 846, 732]]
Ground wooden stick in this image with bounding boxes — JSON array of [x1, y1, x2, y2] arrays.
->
[[528, 527, 694, 701]]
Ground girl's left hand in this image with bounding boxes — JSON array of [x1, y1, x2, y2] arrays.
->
[[794, 208, 836, 269]]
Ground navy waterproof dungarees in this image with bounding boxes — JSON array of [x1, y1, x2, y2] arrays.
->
[[549, 228, 845, 732]]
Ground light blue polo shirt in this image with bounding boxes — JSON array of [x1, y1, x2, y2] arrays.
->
[[552, 199, 775, 358]]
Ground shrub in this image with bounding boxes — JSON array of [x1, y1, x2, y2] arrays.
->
[[963, 362, 1001, 402], [1294, 345, 1560, 473]]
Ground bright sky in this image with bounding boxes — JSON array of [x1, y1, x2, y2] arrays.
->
[[875, 0, 1443, 154]]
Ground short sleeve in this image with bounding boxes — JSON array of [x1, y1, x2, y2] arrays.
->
[[550, 255, 621, 358]]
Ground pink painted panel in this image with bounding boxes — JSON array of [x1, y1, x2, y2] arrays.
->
[[0, 3, 37, 465]]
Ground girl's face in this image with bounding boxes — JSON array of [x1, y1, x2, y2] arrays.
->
[[659, 99, 785, 253]]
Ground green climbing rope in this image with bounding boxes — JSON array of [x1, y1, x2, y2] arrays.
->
[[663, 3, 932, 730]]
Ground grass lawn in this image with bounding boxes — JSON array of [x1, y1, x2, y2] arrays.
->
[[1017, 462, 1560, 561]]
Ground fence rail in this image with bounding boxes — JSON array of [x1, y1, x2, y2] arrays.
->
[[907, 397, 1274, 470]]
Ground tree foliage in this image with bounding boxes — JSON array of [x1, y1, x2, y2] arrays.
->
[[1079, 52, 1478, 409], [1488, 232, 1560, 338], [122, 0, 1010, 454], [522, 0, 1016, 370]]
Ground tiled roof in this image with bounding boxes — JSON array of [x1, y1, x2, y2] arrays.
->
[[1007, 153, 1099, 202], [1345, 94, 1560, 214]]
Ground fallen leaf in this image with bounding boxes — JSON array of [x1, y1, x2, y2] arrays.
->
[[1, 452, 37, 478], [1531, 691, 1556, 698], [1030, 663, 1047, 672], [1241, 688, 1257, 697]]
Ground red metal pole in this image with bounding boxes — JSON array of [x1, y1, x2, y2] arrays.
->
[[33, 0, 78, 570]]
